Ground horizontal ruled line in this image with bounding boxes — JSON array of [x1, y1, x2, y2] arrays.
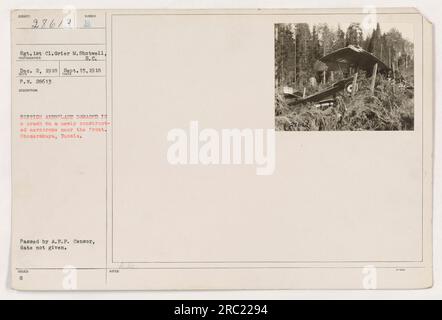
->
[[16, 60, 105, 62], [17, 75, 106, 78], [15, 266, 427, 270], [15, 43, 105, 46], [16, 27, 105, 30]]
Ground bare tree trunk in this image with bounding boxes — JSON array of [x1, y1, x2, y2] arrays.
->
[[294, 31, 296, 86], [392, 59, 396, 95], [392, 58, 396, 79], [323, 38, 326, 85], [304, 38, 307, 65], [275, 25, 278, 87], [351, 67, 359, 98], [281, 26, 284, 85], [370, 63, 378, 96], [389, 47, 391, 68], [380, 43, 383, 61]]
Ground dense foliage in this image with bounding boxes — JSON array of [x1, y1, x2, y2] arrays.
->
[[275, 23, 414, 131], [275, 22, 414, 88]]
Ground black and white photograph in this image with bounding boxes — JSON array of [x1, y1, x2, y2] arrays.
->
[[275, 22, 415, 131], [1, 0, 440, 302]]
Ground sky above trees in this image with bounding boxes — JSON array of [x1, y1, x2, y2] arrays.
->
[[275, 22, 414, 89]]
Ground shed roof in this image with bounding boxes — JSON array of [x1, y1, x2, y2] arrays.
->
[[320, 45, 388, 73]]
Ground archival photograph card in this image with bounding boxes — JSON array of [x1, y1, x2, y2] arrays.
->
[[11, 8, 433, 290]]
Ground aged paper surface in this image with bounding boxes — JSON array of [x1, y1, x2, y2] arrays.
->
[[11, 8, 433, 290]]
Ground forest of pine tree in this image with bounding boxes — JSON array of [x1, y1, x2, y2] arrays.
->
[[275, 22, 414, 90], [275, 22, 415, 131]]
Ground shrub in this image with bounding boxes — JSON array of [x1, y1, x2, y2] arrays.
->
[[276, 75, 414, 131]]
